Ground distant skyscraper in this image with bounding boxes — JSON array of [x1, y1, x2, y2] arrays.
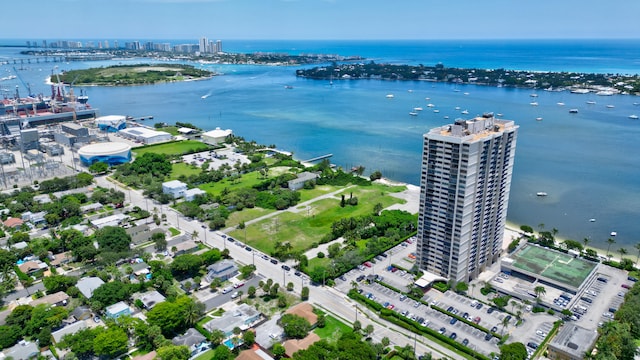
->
[[416, 114, 518, 283], [216, 40, 222, 53], [199, 36, 208, 53]]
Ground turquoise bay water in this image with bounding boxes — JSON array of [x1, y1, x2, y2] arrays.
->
[[1, 39, 639, 251]]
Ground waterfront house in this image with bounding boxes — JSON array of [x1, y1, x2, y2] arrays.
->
[[287, 172, 319, 191]]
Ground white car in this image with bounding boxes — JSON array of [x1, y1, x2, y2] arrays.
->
[[231, 292, 240, 299]]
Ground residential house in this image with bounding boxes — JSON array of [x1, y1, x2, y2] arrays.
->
[[18, 260, 48, 276], [287, 172, 319, 191], [71, 305, 93, 321], [3, 217, 24, 229], [237, 346, 275, 360], [162, 180, 187, 199], [105, 301, 131, 319], [133, 290, 166, 310], [172, 328, 209, 357], [90, 213, 128, 229], [283, 333, 321, 358], [33, 194, 52, 204], [29, 291, 69, 307], [80, 202, 103, 214], [172, 239, 199, 256], [203, 304, 262, 338], [21, 211, 48, 226], [52, 321, 87, 344], [76, 277, 105, 299], [284, 302, 318, 327], [184, 188, 207, 201], [4, 340, 39, 360], [205, 259, 238, 282], [49, 251, 73, 267]]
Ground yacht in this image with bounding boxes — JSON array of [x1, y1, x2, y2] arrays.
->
[[557, 102, 565, 106], [569, 109, 579, 113], [427, 103, 435, 108], [530, 93, 538, 97], [409, 112, 418, 116], [586, 100, 596, 105], [629, 115, 639, 119], [461, 110, 469, 115], [413, 107, 423, 111], [433, 109, 440, 113], [535, 117, 543, 121], [589, 218, 596, 223], [530, 102, 539, 106], [386, 94, 394, 98], [606, 104, 615, 108], [536, 192, 548, 197]]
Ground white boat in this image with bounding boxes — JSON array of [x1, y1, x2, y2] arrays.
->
[[530, 102, 539, 106], [536, 192, 548, 197], [634, 102, 639, 106], [569, 109, 579, 113], [496, 113, 504, 117], [535, 117, 543, 121], [596, 90, 614, 96], [427, 103, 435, 108], [571, 88, 590, 94], [463, 92, 470, 95], [606, 104, 615, 108], [408, 89, 413, 93], [461, 110, 469, 115], [557, 102, 565, 106], [444, 116, 449, 119], [586, 100, 596, 104], [530, 93, 538, 97], [454, 106, 461, 110], [629, 115, 639, 119], [611, 231, 617, 237], [409, 112, 418, 116], [413, 107, 423, 111], [386, 94, 394, 98], [425, 97, 430, 100], [433, 109, 440, 113], [589, 218, 596, 222]]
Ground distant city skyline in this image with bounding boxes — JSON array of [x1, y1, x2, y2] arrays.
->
[[4, 0, 639, 40]]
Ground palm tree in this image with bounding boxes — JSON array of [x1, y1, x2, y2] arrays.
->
[[534, 286, 546, 302], [184, 300, 205, 327], [510, 300, 517, 313], [618, 248, 628, 261], [583, 238, 590, 248], [635, 243, 640, 266], [501, 316, 510, 335], [606, 238, 616, 255], [350, 281, 358, 290]]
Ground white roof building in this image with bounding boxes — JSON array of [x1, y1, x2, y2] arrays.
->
[[162, 180, 188, 199], [119, 127, 172, 144], [90, 213, 128, 229], [184, 188, 207, 201], [77, 277, 105, 299], [202, 127, 232, 145]]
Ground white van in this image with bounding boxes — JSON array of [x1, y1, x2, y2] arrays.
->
[[222, 287, 233, 294]]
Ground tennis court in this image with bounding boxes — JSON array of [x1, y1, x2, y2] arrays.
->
[[509, 245, 596, 289]]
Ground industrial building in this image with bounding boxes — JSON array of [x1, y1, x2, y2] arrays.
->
[[96, 115, 127, 132], [119, 127, 172, 144], [201, 127, 232, 145], [416, 115, 518, 283], [77, 142, 132, 166]]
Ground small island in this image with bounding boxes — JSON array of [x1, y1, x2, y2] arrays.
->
[[296, 62, 640, 94], [56, 63, 215, 86]]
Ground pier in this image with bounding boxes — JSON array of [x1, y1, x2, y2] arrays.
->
[[303, 153, 333, 162]]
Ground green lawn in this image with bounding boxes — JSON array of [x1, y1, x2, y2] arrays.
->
[[226, 207, 275, 229], [314, 315, 352, 342], [171, 162, 202, 179], [192, 349, 213, 360], [228, 183, 406, 255], [132, 140, 211, 156], [199, 171, 269, 197]]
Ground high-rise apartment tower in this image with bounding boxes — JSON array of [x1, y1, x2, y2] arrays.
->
[[416, 114, 518, 283]]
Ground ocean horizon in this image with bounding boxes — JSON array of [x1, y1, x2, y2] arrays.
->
[[1, 39, 639, 253]]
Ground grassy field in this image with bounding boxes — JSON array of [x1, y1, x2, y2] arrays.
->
[[199, 171, 267, 197], [170, 162, 202, 179], [314, 314, 352, 342], [227, 183, 406, 255], [132, 140, 210, 156]]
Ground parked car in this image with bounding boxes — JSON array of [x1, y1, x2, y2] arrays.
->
[[233, 282, 244, 288]]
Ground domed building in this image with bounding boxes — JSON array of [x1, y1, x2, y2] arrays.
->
[[78, 142, 132, 166]]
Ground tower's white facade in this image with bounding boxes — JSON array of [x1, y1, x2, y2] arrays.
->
[[416, 115, 518, 283]]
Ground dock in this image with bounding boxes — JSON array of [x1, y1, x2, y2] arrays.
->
[[303, 153, 333, 163]]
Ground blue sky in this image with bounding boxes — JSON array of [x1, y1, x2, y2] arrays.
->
[[6, 0, 639, 40]]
